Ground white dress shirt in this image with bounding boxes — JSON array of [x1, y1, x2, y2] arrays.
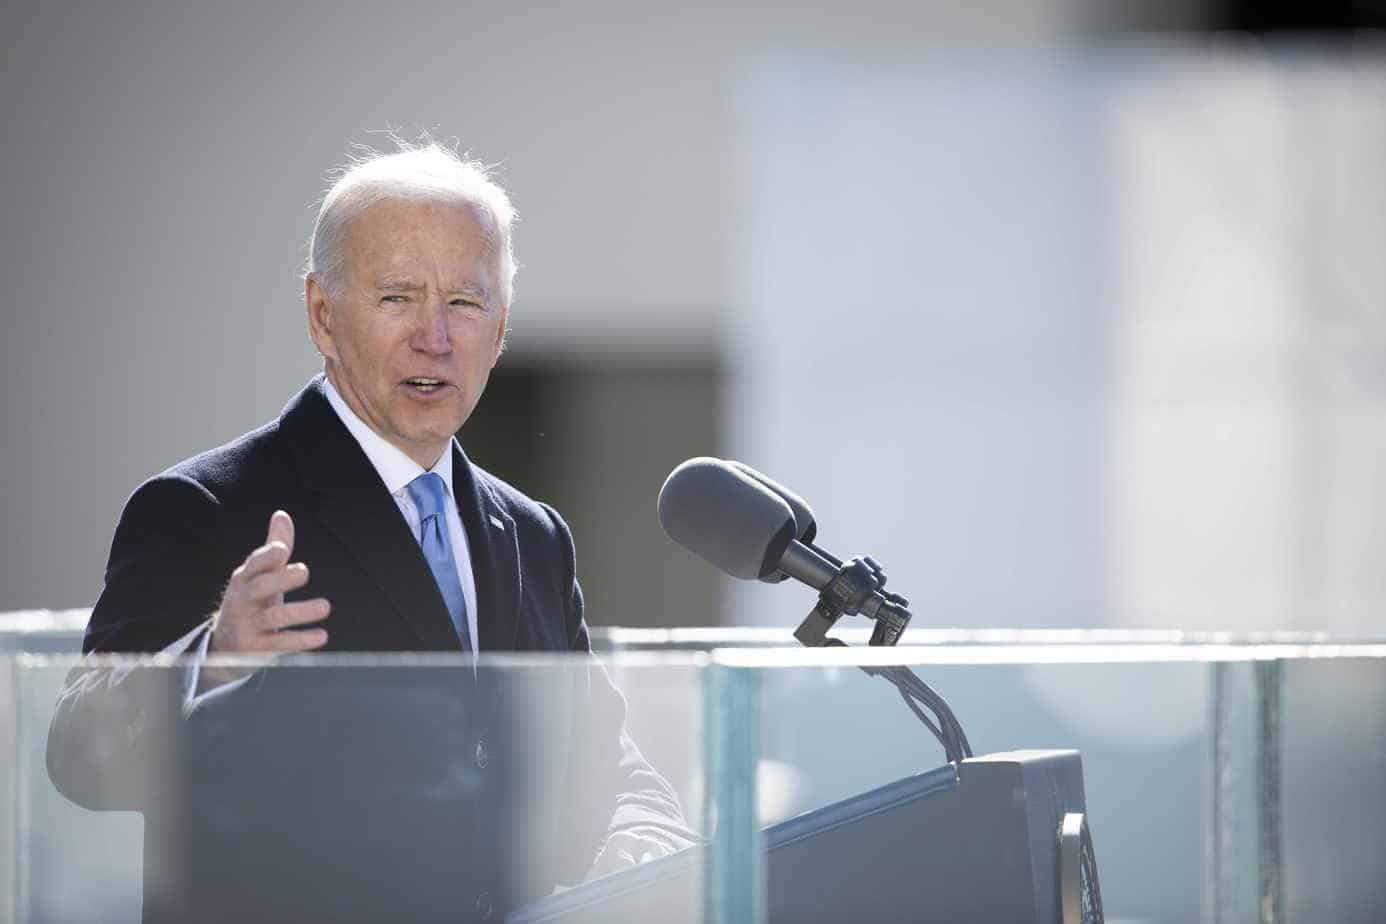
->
[[322, 378, 479, 661]]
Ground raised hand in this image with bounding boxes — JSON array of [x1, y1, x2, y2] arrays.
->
[[209, 510, 330, 657], [583, 830, 668, 883]]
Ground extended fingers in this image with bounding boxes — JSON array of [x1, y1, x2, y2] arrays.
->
[[242, 561, 310, 603], [266, 510, 294, 554], [261, 597, 331, 632], [236, 540, 293, 582], [264, 624, 330, 652]]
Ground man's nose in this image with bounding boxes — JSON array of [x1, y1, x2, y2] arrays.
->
[[411, 299, 452, 354]]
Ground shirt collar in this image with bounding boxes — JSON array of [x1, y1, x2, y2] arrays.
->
[[321, 377, 454, 499]]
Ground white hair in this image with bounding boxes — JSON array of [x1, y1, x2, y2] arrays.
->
[[307, 138, 517, 307]]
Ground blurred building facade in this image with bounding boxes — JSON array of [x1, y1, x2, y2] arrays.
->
[[2, 2, 1383, 634], [728, 43, 1386, 636]]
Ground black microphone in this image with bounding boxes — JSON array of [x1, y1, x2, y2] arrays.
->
[[659, 457, 969, 761], [656, 458, 897, 624], [725, 460, 818, 545], [656, 457, 797, 581], [723, 460, 830, 584]]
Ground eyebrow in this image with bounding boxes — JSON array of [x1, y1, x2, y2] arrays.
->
[[375, 278, 491, 301], [376, 278, 422, 292]]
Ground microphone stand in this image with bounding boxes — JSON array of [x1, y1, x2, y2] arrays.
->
[[790, 549, 1101, 921], [789, 550, 973, 766]]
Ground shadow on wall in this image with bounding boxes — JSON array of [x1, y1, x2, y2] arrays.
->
[[462, 359, 723, 629]]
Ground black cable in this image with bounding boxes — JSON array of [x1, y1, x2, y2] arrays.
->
[[899, 676, 959, 762], [897, 686, 949, 754], [883, 665, 973, 760], [898, 684, 954, 763], [908, 669, 971, 759], [893, 670, 953, 758], [866, 664, 969, 764], [800, 571, 974, 763]]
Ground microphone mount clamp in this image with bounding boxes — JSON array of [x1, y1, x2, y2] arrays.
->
[[792, 554, 912, 647]]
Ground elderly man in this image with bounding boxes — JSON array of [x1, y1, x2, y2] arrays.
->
[[48, 141, 691, 922]]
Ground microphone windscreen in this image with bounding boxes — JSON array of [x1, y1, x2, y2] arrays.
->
[[725, 460, 818, 545], [658, 457, 798, 581]]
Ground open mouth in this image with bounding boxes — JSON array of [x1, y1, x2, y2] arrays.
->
[[403, 377, 452, 395]]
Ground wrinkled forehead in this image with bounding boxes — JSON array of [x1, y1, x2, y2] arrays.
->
[[344, 195, 499, 281]]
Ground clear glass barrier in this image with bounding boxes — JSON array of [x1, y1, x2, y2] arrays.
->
[[7, 653, 708, 924], [702, 642, 1386, 924], [1279, 656, 1386, 922], [7, 640, 1386, 923]]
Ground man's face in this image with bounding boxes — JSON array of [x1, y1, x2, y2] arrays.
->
[[306, 197, 508, 469]]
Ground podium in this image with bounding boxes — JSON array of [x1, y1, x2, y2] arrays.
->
[[510, 749, 1096, 923]]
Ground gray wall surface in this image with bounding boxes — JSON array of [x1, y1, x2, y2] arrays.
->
[[1, 0, 1102, 612]]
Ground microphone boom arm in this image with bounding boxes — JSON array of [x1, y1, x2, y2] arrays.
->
[[789, 549, 972, 765]]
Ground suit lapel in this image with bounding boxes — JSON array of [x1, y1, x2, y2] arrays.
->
[[280, 378, 462, 652], [451, 441, 522, 653]]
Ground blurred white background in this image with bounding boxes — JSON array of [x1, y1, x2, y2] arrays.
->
[[2, 3, 1383, 637], [5, 6, 1386, 920]]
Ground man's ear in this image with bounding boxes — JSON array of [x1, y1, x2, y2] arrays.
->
[[491, 304, 509, 368], [305, 274, 339, 361]]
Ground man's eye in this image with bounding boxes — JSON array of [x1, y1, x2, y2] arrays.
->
[[451, 299, 485, 312], [381, 295, 408, 304]]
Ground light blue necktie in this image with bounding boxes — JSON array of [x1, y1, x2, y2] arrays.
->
[[406, 472, 472, 651]]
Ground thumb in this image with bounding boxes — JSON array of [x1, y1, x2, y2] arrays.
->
[[266, 509, 295, 556]]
